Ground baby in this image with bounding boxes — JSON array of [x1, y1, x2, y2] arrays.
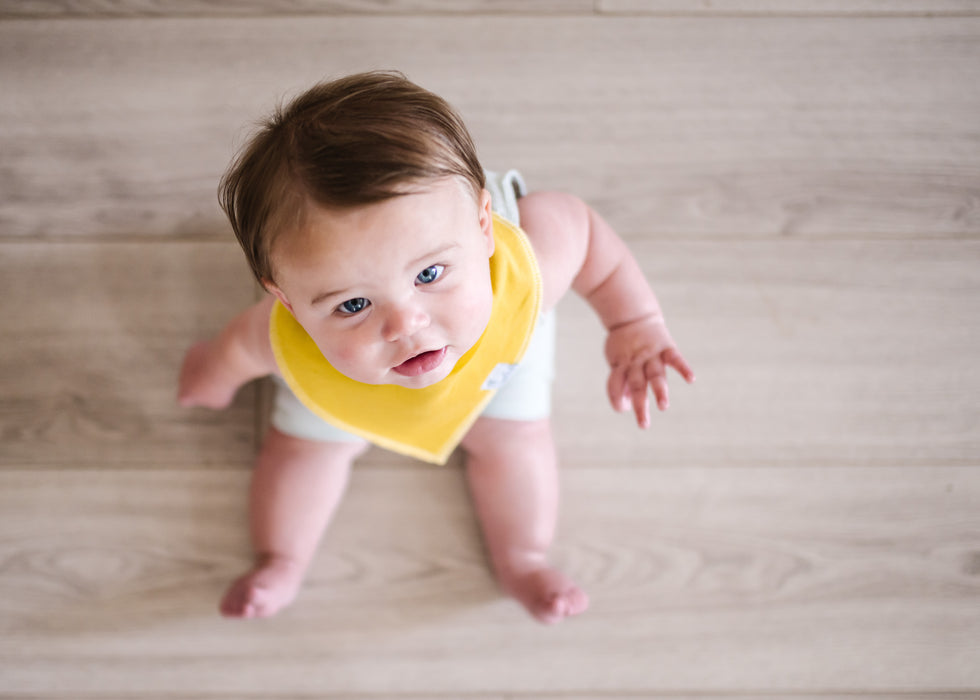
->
[[178, 71, 694, 625]]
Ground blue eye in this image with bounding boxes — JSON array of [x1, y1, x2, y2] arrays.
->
[[338, 297, 369, 315], [417, 265, 444, 285]]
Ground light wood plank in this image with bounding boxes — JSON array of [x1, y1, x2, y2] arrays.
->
[[1, 16, 977, 239], [601, 0, 980, 15], [6, 0, 978, 18], [4, 239, 976, 470], [0, 241, 257, 468], [0, 466, 976, 694], [0, 0, 594, 19]]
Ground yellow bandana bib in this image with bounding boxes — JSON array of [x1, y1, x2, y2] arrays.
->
[[269, 213, 542, 464]]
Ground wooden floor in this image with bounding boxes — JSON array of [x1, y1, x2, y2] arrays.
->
[[2, 2, 979, 697]]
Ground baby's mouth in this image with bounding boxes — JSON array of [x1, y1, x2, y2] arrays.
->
[[392, 347, 448, 377]]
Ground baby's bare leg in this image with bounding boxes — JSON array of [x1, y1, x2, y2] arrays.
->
[[221, 428, 367, 619], [461, 417, 588, 624]]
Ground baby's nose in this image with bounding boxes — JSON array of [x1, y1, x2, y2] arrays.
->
[[382, 303, 430, 342]]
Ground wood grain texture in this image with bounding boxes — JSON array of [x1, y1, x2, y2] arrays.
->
[[0, 241, 257, 468], [5, 239, 976, 471], [0, 466, 977, 695], [5, 0, 978, 18], [0, 0, 594, 19], [600, 0, 980, 15], [1, 16, 977, 239]]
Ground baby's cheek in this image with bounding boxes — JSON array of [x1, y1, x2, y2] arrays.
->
[[317, 340, 362, 374], [460, 292, 493, 337]]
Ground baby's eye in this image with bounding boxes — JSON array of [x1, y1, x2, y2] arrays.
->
[[416, 265, 444, 285], [338, 297, 370, 315]]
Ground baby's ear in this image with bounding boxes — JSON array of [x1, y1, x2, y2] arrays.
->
[[263, 279, 294, 314], [479, 188, 495, 257]]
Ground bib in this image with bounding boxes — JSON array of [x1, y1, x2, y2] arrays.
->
[[269, 213, 542, 464]]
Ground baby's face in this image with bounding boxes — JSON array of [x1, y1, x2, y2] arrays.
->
[[267, 178, 495, 389]]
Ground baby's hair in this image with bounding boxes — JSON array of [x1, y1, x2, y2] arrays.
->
[[219, 70, 485, 284]]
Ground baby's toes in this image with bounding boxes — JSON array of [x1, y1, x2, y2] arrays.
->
[[535, 588, 587, 625]]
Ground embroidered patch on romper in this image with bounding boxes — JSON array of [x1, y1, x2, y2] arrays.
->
[[482, 363, 518, 391]]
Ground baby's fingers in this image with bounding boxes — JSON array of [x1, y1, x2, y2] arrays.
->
[[645, 356, 670, 412], [627, 364, 652, 429], [607, 364, 630, 413], [664, 348, 696, 384]]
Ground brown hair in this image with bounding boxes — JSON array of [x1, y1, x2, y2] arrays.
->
[[219, 71, 485, 284]]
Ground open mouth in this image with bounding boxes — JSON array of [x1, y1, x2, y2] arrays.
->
[[392, 347, 448, 377]]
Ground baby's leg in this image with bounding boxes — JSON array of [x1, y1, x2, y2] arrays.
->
[[221, 428, 367, 619], [461, 417, 588, 624]]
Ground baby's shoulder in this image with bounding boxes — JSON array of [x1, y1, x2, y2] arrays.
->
[[517, 191, 592, 311]]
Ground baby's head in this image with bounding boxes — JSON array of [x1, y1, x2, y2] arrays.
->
[[220, 70, 486, 287], [220, 72, 497, 388]]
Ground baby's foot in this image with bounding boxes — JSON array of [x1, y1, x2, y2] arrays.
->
[[219, 555, 307, 619], [504, 566, 590, 625], [177, 340, 239, 409]]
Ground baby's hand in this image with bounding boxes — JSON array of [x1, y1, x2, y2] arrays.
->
[[604, 315, 695, 428]]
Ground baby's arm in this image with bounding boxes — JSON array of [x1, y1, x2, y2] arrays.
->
[[178, 295, 279, 409], [518, 191, 694, 428]]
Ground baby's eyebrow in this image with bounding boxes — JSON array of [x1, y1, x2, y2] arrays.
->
[[407, 242, 460, 269], [309, 287, 349, 308]]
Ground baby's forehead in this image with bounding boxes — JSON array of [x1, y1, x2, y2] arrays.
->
[[271, 179, 482, 271]]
